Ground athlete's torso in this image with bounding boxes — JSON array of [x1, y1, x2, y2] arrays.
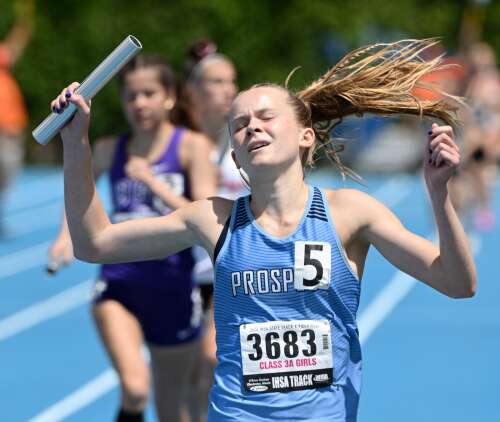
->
[[100, 128, 194, 284], [209, 186, 362, 422]]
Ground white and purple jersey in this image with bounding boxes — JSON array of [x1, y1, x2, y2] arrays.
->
[[100, 127, 194, 283], [95, 128, 202, 345]]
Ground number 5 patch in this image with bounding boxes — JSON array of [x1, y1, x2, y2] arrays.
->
[[294, 241, 331, 290]]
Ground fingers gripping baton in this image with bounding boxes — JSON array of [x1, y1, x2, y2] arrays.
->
[[32, 35, 142, 145]]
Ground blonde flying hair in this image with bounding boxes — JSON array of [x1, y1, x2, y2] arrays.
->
[[248, 39, 461, 180]]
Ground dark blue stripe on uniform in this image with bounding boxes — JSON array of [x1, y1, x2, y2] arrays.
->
[[307, 187, 327, 220], [234, 198, 250, 230]]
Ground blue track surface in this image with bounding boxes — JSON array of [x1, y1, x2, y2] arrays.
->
[[1, 167, 498, 421]]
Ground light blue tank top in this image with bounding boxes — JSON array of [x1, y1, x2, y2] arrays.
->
[[209, 186, 362, 422]]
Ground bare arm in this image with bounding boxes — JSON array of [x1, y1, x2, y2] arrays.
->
[[52, 83, 229, 264], [183, 131, 218, 200], [3, 24, 32, 65], [357, 124, 476, 298], [3, 0, 35, 66], [48, 137, 115, 267], [357, 191, 475, 298]]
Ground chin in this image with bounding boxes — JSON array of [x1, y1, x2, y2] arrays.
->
[[247, 157, 279, 172], [248, 154, 297, 176]]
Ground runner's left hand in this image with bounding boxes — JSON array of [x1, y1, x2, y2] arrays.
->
[[125, 156, 155, 185], [425, 123, 460, 194]]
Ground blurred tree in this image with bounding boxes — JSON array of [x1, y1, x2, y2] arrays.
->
[[0, 0, 498, 163]]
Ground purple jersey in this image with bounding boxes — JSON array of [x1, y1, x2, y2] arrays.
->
[[100, 128, 194, 286]]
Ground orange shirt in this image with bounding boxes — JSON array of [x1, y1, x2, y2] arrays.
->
[[0, 43, 28, 135]]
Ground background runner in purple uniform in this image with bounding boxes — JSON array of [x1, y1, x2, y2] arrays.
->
[[48, 54, 217, 422]]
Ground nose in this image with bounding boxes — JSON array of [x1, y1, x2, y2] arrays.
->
[[246, 117, 262, 137], [133, 93, 147, 108]]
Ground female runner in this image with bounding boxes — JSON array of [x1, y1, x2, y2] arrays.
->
[[51, 40, 476, 422]]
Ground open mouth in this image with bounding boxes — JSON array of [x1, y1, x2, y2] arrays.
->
[[248, 141, 270, 152]]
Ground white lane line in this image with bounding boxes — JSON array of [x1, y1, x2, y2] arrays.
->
[[359, 271, 416, 345], [28, 369, 118, 422], [3, 183, 109, 239], [359, 234, 482, 345], [8, 171, 61, 190], [29, 350, 152, 422], [0, 279, 92, 342], [5, 173, 63, 213], [357, 175, 418, 345], [26, 177, 416, 421], [0, 242, 52, 279], [3, 202, 61, 238]]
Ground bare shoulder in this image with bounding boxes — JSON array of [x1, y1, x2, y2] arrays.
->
[[181, 128, 213, 150], [186, 196, 234, 224], [325, 187, 404, 245], [325, 187, 379, 211], [324, 188, 390, 231], [182, 196, 234, 251], [178, 129, 215, 168]]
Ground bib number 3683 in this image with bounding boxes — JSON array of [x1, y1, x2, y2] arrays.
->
[[240, 320, 333, 393], [294, 241, 331, 290]]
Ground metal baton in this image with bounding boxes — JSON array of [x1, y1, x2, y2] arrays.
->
[[33, 35, 142, 145]]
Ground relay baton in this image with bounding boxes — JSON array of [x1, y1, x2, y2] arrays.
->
[[33, 35, 142, 145]]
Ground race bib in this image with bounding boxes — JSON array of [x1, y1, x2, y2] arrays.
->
[[240, 320, 333, 393]]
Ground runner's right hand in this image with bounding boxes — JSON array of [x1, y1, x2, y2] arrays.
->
[[50, 82, 91, 143]]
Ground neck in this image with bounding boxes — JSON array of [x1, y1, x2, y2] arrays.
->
[[249, 161, 308, 221], [130, 121, 174, 152]]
